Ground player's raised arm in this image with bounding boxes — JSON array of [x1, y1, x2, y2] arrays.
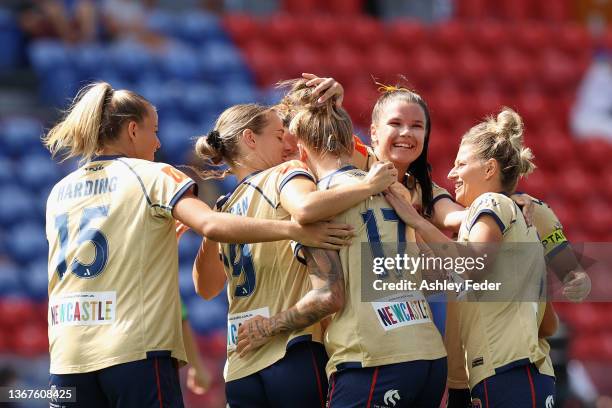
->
[[235, 247, 345, 356], [279, 160, 397, 224], [172, 189, 353, 248]]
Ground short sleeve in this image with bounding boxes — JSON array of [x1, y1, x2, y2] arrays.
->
[[431, 182, 454, 205], [290, 240, 307, 265], [276, 160, 316, 194], [126, 160, 197, 218], [466, 193, 514, 235]]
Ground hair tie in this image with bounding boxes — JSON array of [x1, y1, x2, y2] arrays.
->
[[207, 130, 223, 152]]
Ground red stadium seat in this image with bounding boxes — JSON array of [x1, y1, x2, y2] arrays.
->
[[518, 170, 552, 198], [282, 0, 323, 14], [538, 0, 572, 23], [516, 91, 550, 130], [454, 46, 494, 90], [582, 199, 612, 237], [498, 0, 535, 20], [455, 0, 491, 20], [285, 41, 326, 79], [222, 14, 260, 47], [367, 44, 410, 85], [385, 20, 428, 54], [344, 16, 384, 51], [242, 40, 286, 86], [13, 321, 48, 356], [326, 0, 364, 16], [512, 23, 554, 55], [555, 164, 592, 204], [470, 21, 509, 53], [576, 138, 612, 173], [262, 14, 307, 48], [473, 86, 505, 119], [326, 42, 366, 89], [555, 23, 593, 56], [342, 83, 379, 128], [538, 49, 581, 93], [496, 47, 535, 91], [431, 21, 469, 53], [570, 334, 601, 360], [307, 15, 338, 47], [409, 45, 451, 88]]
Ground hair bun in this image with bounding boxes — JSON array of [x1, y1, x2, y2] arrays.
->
[[496, 108, 523, 139], [207, 130, 223, 152]]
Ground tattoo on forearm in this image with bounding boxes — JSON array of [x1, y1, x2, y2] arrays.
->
[[265, 247, 344, 337]]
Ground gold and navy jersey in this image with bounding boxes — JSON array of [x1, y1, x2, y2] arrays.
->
[[353, 142, 453, 215], [446, 193, 559, 388], [46, 156, 195, 374], [216, 160, 323, 382], [452, 193, 547, 389], [317, 165, 447, 377]]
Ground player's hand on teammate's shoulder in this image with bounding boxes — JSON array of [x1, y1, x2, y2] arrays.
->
[[510, 193, 535, 226], [364, 160, 398, 196], [236, 315, 274, 357], [384, 182, 425, 228], [302, 73, 344, 107], [562, 270, 591, 302], [293, 221, 354, 250]]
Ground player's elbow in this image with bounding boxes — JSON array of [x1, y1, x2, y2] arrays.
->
[[291, 205, 317, 225], [320, 288, 345, 315]]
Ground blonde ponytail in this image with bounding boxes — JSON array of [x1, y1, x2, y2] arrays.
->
[[43, 82, 151, 163], [43, 82, 112, 163]]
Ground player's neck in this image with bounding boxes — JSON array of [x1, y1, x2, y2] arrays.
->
[[309, 154, 352, 179], [232, 164, 261, 182]]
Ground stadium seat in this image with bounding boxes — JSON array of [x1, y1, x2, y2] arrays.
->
[[556, 23, 592, 55], [0, 263, 21, 298], [177, 11, 225, 46], [409, 45, 449, 88], [385, 20, 427, 53], [307, 15, 340, 47], [554, 164, 592, 204], [0, 8, 23, 69], [344, 16, 384, 51], [6, 222, 48, 264], [181, 83, 223, 123], [512, 23, 553, 55], [453, 46, 493, 90], [179, 230, 202, 263], [222, 14, 260, 47], [538, 0, 572, 23], [262, 14, 306, 48], [367, 44, 410, 85], [242, 40, 286, 86], [13, 322, 48, 356], [326, 42, 366, 88], [282, 0, 323, 14], [21, 260, 49, 301], [186, 297, 228, 334], [538, 49, 579, 92], [496, 46, 535, 91], [455, 0, 490, 19], [0, 185, 36, 228], [469, 20, 508, 53], [498, 0, 535, 20], [326, 0, 364, 15], [0, 116, 44, 157], [28, 40, 70, 74], [18, 154, 62, 191], [158, 119, 199, 164], [431, 21, 469, 53]]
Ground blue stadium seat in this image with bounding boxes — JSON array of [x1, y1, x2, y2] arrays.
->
[[0, 8, 23, 69], [186, 297, 227, 334], [6, 222, 48, 264], [220, 82, 258, 107], [159, 119, 199, 163], [179, 230, 202, 263], [28, 40, 70, 74], [160, 43, 201, 81], [0, 185, 36, 228], [0, 157, 15, 185], [0, 116, 44, 157], [198, 41, 251, 83], [181, 83, 222, 122], [107, 40, 156, 82], [145, 9, 178, 37], [179, 264, 197, 301], [176, 11, 226, 45], [39, 67, 79, 107], [21, 259, 49, 301], [73, 43, 109, 80], [0, 262, 22, 297], [19, 154, 62, 191]]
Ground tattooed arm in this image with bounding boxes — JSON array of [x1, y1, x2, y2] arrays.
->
[[236, 247, 345, 357]]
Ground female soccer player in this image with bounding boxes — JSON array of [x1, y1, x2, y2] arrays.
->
[[192, 103, 397, 408], [43, 82, 353, 407], [384, 107, 556, 407], [239, 90, 449, 407]]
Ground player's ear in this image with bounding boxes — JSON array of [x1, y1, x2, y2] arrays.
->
[[483, 158, 497, 180], [298, 143, 308, 162], [370, 123, 378, 146], [127, 120, 138, 142], [242, 128, 256, 149]]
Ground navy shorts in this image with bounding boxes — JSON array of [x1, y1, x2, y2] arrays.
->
[[226, 340, 328, 408], [471, 363, 555, 408], [327, 357, 447, 408], [49, 352, 183, 408]]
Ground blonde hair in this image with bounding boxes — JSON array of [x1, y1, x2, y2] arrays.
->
[[462, 107, 536, 193], [275, 78, 315, 127], [43, 82, 151, 163], [194, 103, 271, 178], [288, 85, 353, 157]]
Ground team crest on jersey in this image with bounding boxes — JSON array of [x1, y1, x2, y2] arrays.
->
[[471, 398, 482, 408]]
